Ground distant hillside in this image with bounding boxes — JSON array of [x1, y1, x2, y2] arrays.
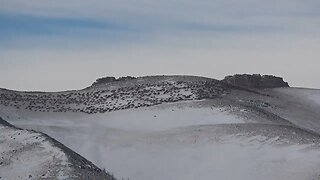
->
[[0, 75, 227, 114], [0, 74, 288, 115]]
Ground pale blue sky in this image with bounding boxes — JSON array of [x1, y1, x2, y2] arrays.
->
[[0, 0, 319, 91]]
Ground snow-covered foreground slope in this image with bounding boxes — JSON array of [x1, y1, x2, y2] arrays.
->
[[2, 75, 320, 180], [0, 118, 116, 180], [0, 121, 70, 180]]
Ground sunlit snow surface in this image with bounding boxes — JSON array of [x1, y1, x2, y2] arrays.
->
[[2, 86, 320, 180], [0, 124, 70, 180]]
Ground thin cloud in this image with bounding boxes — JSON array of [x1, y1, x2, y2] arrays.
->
[[0, 0, 319, 90]]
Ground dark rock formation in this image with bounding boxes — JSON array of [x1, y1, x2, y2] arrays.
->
[[117, 76, 136, 81], [222, 74, 289, 89], [92, 77, 117, 86], [92, 76, 136, 86]]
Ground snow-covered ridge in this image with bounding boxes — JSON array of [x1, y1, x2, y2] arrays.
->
[[0, 117, 116, 180], [0, 75, 227, 114]]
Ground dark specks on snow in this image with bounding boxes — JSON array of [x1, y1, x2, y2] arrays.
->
[[0, 75, 229, 114]]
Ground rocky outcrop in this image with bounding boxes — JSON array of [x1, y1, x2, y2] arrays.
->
[[222, 74, 289, 89], [92, 76, 136, 86]]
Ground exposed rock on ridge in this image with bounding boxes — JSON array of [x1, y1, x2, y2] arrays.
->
[[92, 76, 136, 86], [222, 74, 289, 89]]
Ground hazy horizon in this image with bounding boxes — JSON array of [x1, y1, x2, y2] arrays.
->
[[1, 0, 319, 91]]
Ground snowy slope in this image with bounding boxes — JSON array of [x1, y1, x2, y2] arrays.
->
[[2, 106, 320, 180], [0, 118, 116, 180], [0, 76, 227, 114], [1, 75, 320, 180], [0, 122, 70, 180], [101, 124, 320, 180], [258, 88, 320, 135], [274, 88, 320, 106]]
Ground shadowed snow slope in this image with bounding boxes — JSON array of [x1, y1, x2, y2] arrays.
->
[[262, 88, 320, 135], [1, 75, 320, 180]]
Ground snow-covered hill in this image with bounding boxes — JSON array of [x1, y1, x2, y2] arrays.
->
[[0, 117, 115, 180], [1, 75, 320, 180], [0, 76, 227, 114]]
